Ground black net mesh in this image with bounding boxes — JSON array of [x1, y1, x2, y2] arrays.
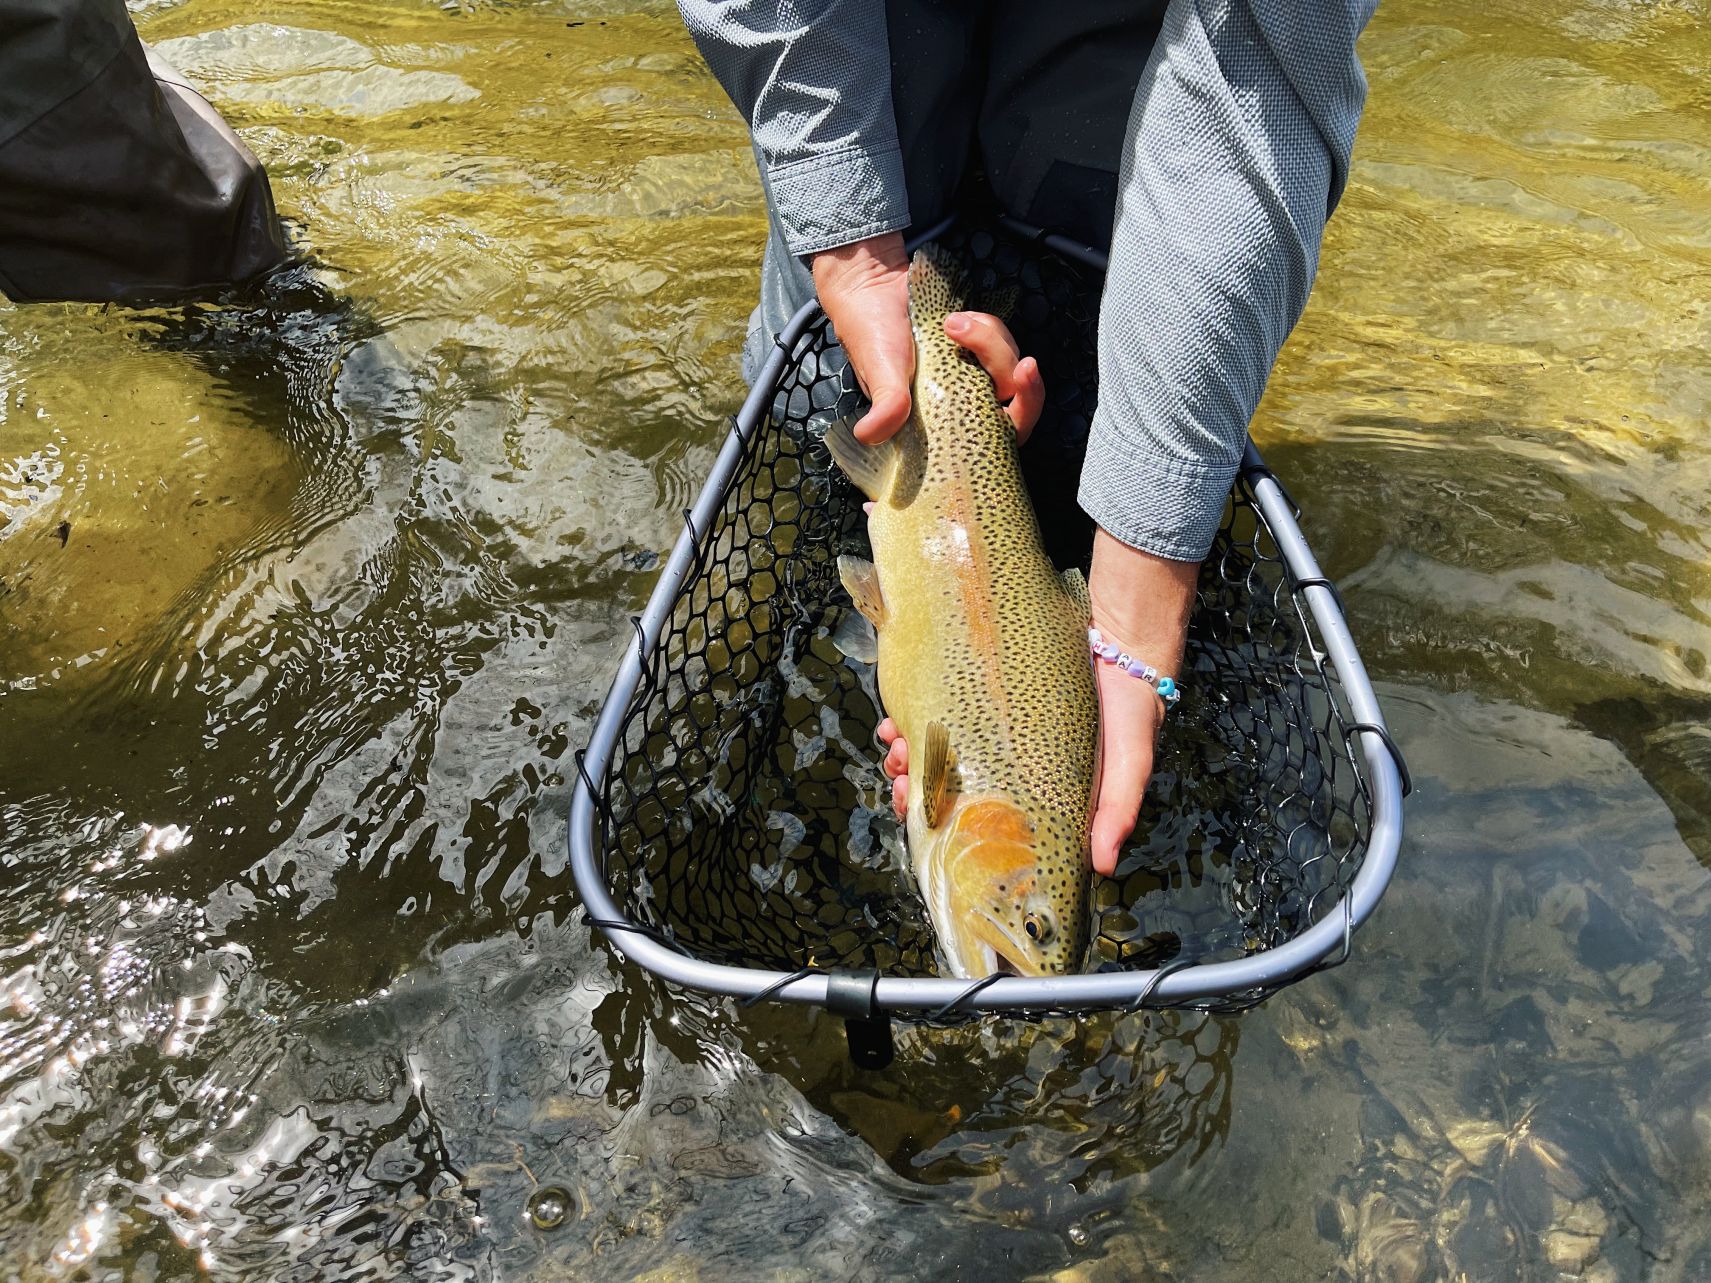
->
[[589, 221, 1378, 1015]]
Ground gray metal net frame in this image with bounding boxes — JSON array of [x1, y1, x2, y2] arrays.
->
[[568, 217, 1406, 1023]]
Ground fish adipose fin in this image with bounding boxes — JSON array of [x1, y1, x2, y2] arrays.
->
[[919, 720, 955, 829], [1061, 567, 1091, 620], [824, 417, 898, 502]]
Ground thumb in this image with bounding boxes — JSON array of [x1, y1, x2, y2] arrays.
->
[[1089, 687, 1158, 877], [850, 337, 913, 444], [1090, 798, 1144, 879], [853, 387, 910, 444], [810, 234, 914, 444]]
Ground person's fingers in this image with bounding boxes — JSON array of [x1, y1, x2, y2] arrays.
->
[[943, 313, 1044, 442], [875, 720, 910, 816], [883, 737, 909, 781], [863, 501, 875, 516], [1089, 673, 1158, 876], [944, 312, 1022, 394], [1007, 356, 1044, 443]]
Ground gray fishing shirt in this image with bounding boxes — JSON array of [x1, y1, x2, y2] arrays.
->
[[677, 0, 1376, 562]]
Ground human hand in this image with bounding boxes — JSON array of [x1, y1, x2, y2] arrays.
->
[[1085, 530, 1199, 874], [812, 235, 1043, 444], [876, 529, 1199, 877], [812, 234, 912, 443]]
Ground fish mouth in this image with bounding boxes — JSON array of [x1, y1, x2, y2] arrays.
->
[[973, 915, 1036, 978]]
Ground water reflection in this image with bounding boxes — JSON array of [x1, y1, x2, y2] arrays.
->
[[738, 1006, 1236, 1187], [0, 0, 1706, 1278]]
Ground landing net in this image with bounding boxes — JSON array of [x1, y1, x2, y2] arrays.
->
[[569, 219, 1407, 1019]]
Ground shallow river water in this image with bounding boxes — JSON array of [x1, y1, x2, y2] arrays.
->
[[1, 1, 1708, 1279]]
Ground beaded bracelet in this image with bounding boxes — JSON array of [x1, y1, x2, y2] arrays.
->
[[1088, 627, 1181, 710]]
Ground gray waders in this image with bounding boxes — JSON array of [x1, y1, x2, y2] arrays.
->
[[0, 0, 286, 303]]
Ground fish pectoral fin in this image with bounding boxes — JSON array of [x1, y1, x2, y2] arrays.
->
[[1060, 567, 1091, 620], [829, 607, 878, 664], [837, 555, 887, 628], [919, 720, 955, 830], [823, 416, 899, 502]]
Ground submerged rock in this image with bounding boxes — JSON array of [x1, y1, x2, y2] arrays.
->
[[0, 324, 296, 685]]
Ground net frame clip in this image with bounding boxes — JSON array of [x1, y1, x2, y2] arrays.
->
[[824, 971, 894, 1070]]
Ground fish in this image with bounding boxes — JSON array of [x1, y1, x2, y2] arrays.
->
[[824, 244, 1097, 978]]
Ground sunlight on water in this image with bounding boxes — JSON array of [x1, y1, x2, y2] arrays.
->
[[0, 0, 1706, 1278]]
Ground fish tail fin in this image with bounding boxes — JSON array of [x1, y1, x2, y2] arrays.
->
[[911, 243, 1018, 328], [908, 243, 972, 330]]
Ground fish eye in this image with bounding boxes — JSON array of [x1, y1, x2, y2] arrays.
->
[[1024, 910, 1055, 945]]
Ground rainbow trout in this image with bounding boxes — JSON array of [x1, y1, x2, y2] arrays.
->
[[826, 245, 1097, 978]]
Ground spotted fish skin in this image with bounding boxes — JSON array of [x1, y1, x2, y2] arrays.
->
[[830, 245, 1096, 977]]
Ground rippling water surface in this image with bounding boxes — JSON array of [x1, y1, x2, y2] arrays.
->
[[0, 1, 1706, 1278]]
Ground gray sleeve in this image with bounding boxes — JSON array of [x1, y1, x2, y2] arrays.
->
[[1078, 0, 1377, 562], [676, 0, 910, 257]]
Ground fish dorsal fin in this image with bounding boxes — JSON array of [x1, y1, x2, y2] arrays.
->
[[1061, 567, 1091, 620], [837, 555, 887, 627], [919, 720, 955, 830], [823, 416, 898, 502]]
